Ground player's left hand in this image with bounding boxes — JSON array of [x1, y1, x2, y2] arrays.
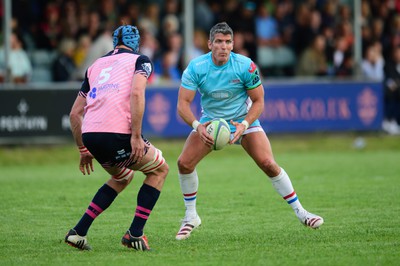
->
[[230, 120, 246, 144]]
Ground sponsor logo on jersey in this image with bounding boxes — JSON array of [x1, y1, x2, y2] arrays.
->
[[115, 149, 129, 160], [251, 71, 260, 85], [90, 84, 120, 99], [89, 88, 97, 99], [142, 63, 152, 77], [208, 90, 233, 100], [248, 61, 257, 73]]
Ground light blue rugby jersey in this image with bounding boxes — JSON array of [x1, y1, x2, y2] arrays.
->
[[181, 51, 262, 122]]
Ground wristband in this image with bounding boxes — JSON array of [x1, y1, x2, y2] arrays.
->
[[192, 120, 201, 131], [241, 120, 249, 131], [78, 145, 89, 154]]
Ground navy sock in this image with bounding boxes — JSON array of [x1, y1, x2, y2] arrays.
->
[[74, 184, 118, 236], [129, 184, 161, 237]]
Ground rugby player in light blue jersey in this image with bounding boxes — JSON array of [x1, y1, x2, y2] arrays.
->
[[175, 22, 323, 240]]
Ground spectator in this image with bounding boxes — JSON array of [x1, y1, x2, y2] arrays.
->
[[388, 15, 400, 59], [76, 1, 91, 31], [321, 0, 338, 29], [361, 42, 384, 81], [275, 0, 295, 49], [158, 14, 180, 52], [194, 0, 216, 32], [7, 0, 400, 80], [35, 2, 61, 50], [228, 1, 258, 61], [322, 26, 336, 73], [371, 18, 385, 45], [98, 0, 118, 27], [233, 30, 250, 58], [73, 34, 92, 69], [336, 21, 354, 49], [120, 2, 141, 25], [291, 3, 314, 56], [310, 9, 323, 36], [0, 32, 32, 83], [382, 45, 400, 134], [361, 25, 373, 53], [159, 0, 181, 36], [139, 28, 160, 62], [361, 0, 373, 28], [75, 25, 114, 81], [52, 38, 77, 82], [255, 3, 294, 76], [85, 11, 102, 41], [60, 0, 80, 39], [188, 29, 209, 60], [332, 36, 353, 76], [154, 32, 183, 83], [296, 34, 328, 76], [337, 3, 352, 25], [139, 2, 161, 38]]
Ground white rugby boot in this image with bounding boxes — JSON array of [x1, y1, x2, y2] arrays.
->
[[65, 229, 91, 250], [296, 209, 324, 229], [176, 215, 202, 240]]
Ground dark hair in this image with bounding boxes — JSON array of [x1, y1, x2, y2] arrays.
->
[[209, 22, 233, 42]]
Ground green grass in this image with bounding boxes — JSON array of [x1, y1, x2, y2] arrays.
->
[[0, 133, 399, 265]]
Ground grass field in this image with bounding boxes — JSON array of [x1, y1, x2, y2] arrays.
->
[[0, 133, 399, 265]]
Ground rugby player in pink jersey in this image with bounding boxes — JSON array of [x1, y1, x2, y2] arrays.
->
[[65, 24, 168, 251]]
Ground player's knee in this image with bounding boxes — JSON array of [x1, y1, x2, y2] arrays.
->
[[156, 161, 169, 179], [258, 158, 279, 176], [138, 148, 167, 175], [177, 156, 194, 173], [143, 161, 169, 190], [111, 168, 134, 182]]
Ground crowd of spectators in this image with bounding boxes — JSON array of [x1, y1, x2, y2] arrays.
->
[[0, 0, 398, 83], [1, 0, 400, 133]]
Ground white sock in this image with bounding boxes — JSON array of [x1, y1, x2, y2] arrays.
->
[[270, 167, 305, 214], [179, 170, 198, 218]]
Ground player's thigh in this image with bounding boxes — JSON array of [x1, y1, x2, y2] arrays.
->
[[103, 167, 134, 193], [130, 144, 167, 173], [178, 131, 212, 168], [241, 131, 276, 165]]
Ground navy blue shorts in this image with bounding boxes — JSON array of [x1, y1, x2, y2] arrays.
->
[[82, 132, 150, 168]]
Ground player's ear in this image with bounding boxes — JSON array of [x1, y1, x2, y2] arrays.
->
[[207, 40, 212, 50]]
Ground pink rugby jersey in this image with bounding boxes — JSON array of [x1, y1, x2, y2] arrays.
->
[[79, 48, 153, 134]]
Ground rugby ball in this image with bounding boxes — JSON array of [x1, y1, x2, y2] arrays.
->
[[206, 118, 231, 150]]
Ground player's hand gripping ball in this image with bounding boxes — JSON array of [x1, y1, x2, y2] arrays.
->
[[206, 118, 231, 150]]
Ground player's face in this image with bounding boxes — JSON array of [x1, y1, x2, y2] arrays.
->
[[208, 33, 233, 66]]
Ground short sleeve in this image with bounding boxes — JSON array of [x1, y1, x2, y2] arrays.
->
[[78, 70, 90, 98], [244, 61, 261, 90], [181, 62, 198, 91], [135, 55, 153, 79]]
